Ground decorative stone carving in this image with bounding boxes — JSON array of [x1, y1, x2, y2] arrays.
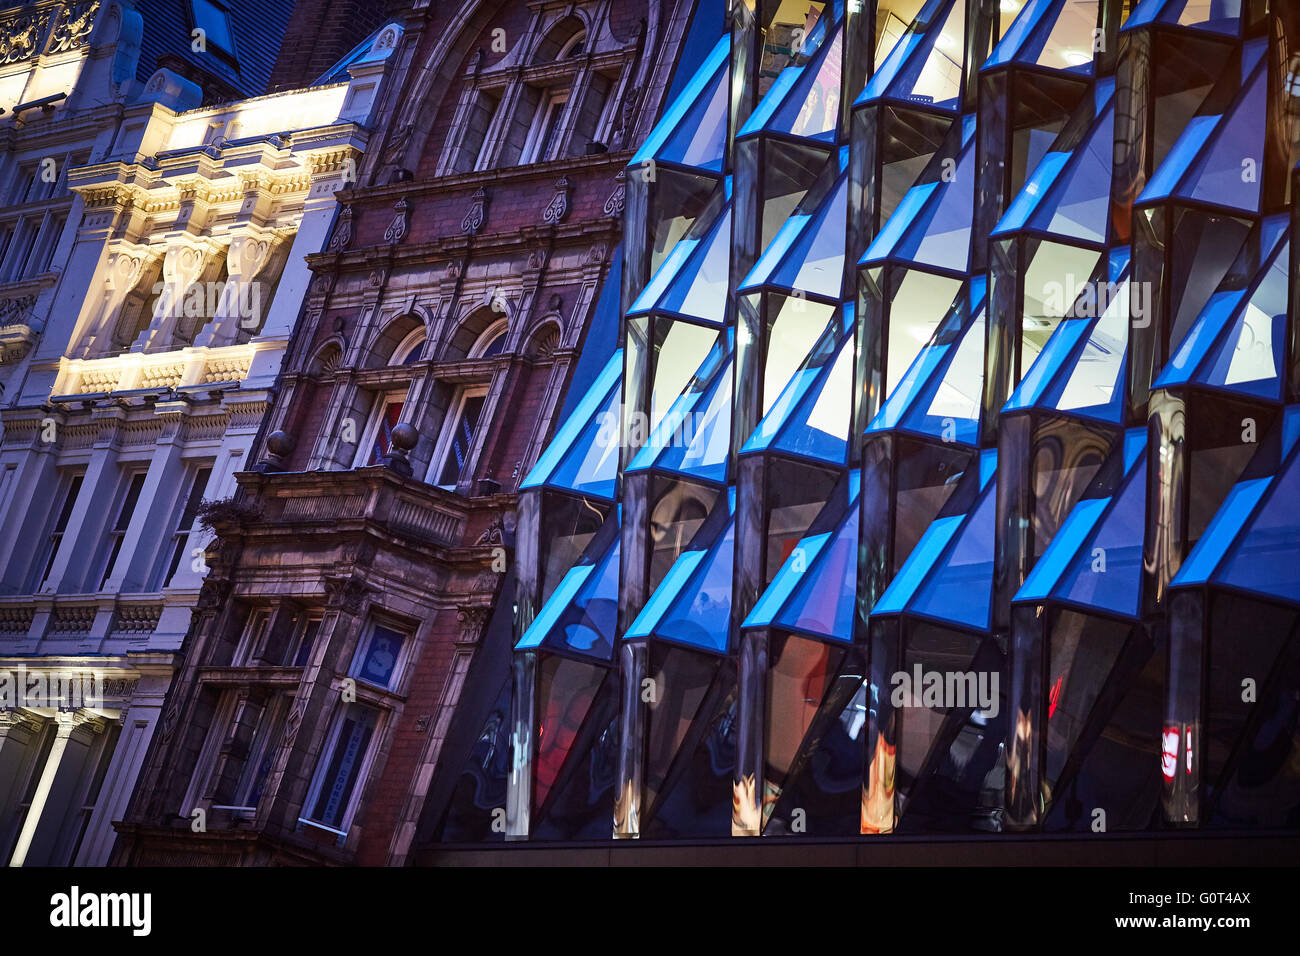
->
[[457, 606, 489, 644], [326, 206, 353, 252], [324, 575, 369, 615], [461, 187, 488, 235], [383, 197, 410, 244], [474, 518, 504, 546], [47, 1, 98, 55], [603, 170, 626, 218], [541, 176, 571, 224]]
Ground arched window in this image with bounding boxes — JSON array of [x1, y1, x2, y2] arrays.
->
[[391, 327, 426, 365], [469, 319, 508, 359], [557, 31, 586, 60]]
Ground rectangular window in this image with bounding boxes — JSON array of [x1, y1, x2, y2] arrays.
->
[[521, 89, 569, 164], [66, 722, 121, 864], [29, 472, 84, 591], [3, 219, 36, 281], [354, 393, 405, 468], [288, 614, 322, 667], [97, 472, 146, 590], [156, 465, 213, 590], [466, 90, 502, 172], [350, 621, 407, 689], [212, 694, 289, 814], [301, 703, 380, 832], [431, 388, 487, 488], [232, 608, 270, 665], [191, 0, 237, 56], [32, 214, 65, 277]]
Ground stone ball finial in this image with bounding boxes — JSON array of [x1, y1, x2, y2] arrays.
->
[[390, 422, 418, 452], [267, 430, 295, 457]]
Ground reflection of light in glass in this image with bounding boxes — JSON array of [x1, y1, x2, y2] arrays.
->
[[937, 32, 956, 50], [1063, 50, 1091, 66], [1161, 726, 1179, 781], [1000, 0, 1020, 11]]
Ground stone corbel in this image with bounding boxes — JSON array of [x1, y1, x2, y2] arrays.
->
[[73, 244, 153, 358], [192, 232, 283, 348], [131, 240, 213, 353]]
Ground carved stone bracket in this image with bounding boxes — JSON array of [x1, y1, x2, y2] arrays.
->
[[326, 206, 354, 252], [541, 176, 570, 224], [602, 170, 626, 218], [383, 198, 411, 244], [461, 187, 489, 235]]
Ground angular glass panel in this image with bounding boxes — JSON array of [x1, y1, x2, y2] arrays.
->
[[1124, 0, 1242, 36], [630, 510, 735, 655], [1214, 448, 1300, 605], [633, 36, 730, 172], [744, 172, 848, 299], [1055, 454, 1146, 617], [774, 497, 858, 642], [522, 350, 622, 498], [632, 205, 733, 324], [647, 356, 733, 484], [766, 327, 854, 464], [886, 271, 964, 399], [764, 296, 837, 416], [534, 656, 607, 810], [985, 0, 1099, 74], [909, 480, 996, 631], [771, 26, 844, 140], [651, 321, 724, 433], [858, 0, 965, 111]]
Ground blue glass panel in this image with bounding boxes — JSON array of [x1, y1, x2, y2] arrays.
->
[[775, 500, 858, 643], [900, 308, 984, 445], [1055, 456, 1147, 617], [856, 0, 964, 111], [1047, 277, 1129, 422], [1031, 105, 1113, 243], [1017, 497, 1108, 603], [517, 564, 593, 650], [649, 355, 733, 483], [1179, 64, 1265, 213], [654, 519, 735, 654], [516, 525, 620, 661], [1004, 319, 1090, 412], [634, 204, 732, 324], [994, 80, 1115, 240], [984, 0, 1097, 75], [1158, 223, 1288, 400], [625, 550, 705, 640], [632, 36, 729, 171], [1215, 449, 1300, 605], [629, 334, 730, 476], [770, 26, 844, 141], [1195, 239, 1287, 400], [872, 515, 964, 615], [759, 173, 848, 299], [744, 532, 832, 628], [1173, 477, 1272, 587], [892, 125, 976, 272], [770, 329, 854, 464], [521, 350, 622, 498], [1124, 0, 1242, 35], [869, 278, 983, 442], [908, 481, 996, 630]]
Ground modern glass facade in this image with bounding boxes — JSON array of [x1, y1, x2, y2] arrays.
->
[[428, 0, 1300, 843]]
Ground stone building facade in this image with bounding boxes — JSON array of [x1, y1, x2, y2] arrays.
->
[[0, 0, 399, 865], [112, 0, 701, 866]]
